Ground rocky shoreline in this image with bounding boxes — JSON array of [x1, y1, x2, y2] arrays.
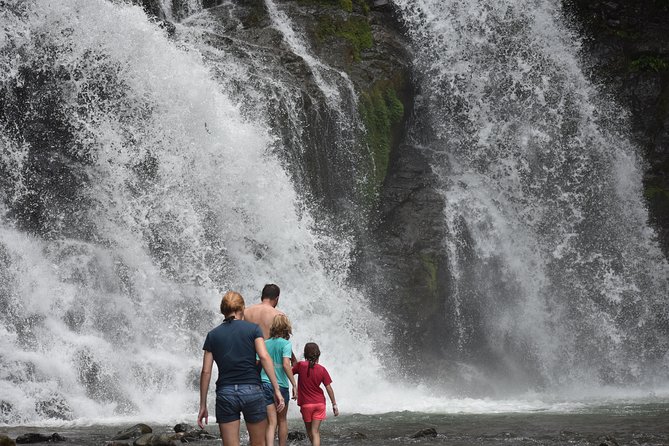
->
[[1, 408, 668, 446]]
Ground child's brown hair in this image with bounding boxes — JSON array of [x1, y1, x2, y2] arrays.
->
[[269, 314, 292, 340], [304, 342, 320, 376]]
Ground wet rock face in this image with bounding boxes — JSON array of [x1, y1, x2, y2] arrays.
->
[[0, 63, 94, 240], [185, 0, 412, 221], [563, 0, 669, 255], [189, 1, 450, 374]]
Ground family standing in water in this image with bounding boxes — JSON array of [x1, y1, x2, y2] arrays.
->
[[198, 284, 339, 446]]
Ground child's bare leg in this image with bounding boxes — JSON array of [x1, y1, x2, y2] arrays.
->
[[303, 421, 313, 444], [277, 405, 289, 446], [309, 419, 322, 446], [265, 404, 278, 446]]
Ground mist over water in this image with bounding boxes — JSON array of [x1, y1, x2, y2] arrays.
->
[[393, 0, 669, 391]]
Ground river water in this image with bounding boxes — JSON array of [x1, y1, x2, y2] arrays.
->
[[2, 402, 668, 445]]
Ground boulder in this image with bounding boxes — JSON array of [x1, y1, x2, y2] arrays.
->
[[176, 428, 217, 442], [112, 424, 153, 441], [14, 433, 65, 444], [132, 434, 177, 446], [410, 428, 437, 438], [172, 423, 192, 433]]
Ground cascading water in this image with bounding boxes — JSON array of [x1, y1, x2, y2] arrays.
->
[[2, 0, 668, 427], [393, 0, 669, 392], [0, 0, 386, 424], [178, 0, 374, 228]]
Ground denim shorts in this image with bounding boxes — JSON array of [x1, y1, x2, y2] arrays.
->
[[262, 382, 290, 407], [216, 384, 267, 423]]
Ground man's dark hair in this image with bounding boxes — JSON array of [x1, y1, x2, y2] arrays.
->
[[261, 283, 280, 300]]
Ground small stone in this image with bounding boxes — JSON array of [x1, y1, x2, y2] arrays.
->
[[345, 431, 367, 440], [287, 431, 306, 441], [598, 435, 620, 446]]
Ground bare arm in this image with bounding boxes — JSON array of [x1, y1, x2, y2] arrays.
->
[[325, 384, 339, 416], [282, 356, 297, 399], [198, 351, 214, 428], [256, 337, 285, 412]]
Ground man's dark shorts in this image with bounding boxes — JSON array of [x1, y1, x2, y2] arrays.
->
[[216, 384, 267, 423], [262, 382, 290, 407]]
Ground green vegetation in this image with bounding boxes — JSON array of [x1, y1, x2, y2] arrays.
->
[[340, 0, 352, 12], [612, 29, 640, 40], [315, 15, 373, 61], [297, 0, 369, 13], [420, 252, 439, 296], [630, 55, 669, 73], [645, 185, 669, 200], [359, 84, 404, 191], [353, 0, 370, 14]]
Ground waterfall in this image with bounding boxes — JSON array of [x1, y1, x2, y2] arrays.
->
[[0, 0, 385, 424], [178, 0, 374, 225], [159, 0, 203, 22], [2, 0, 668, 425], [392, 0, 669, 391]]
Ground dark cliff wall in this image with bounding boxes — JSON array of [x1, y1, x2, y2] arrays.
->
[[563, 0, 669, 257]]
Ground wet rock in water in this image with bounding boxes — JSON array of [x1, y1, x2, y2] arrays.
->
[[176, 429, 217, 442], [15, 433, 65, 443], [598, 435, 620, 446], [410, 428, 437, 438], [0, 401, 16, 424], [104, 442, 130, 446], [112, 424, 153, 441], [133, 433, 177, 446], [288, 431, 307, 441], [172, 423, 192, 433], [34, 396, 73, 421], [0, 434, 16, 446], [344, 431, 368, 440]]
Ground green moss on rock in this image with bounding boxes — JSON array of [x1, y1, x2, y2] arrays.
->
[[297, 0, 368, 12], [359, 84, 405, 198], [315, 15, 372, 61], [630, 55, 669, 73], [645, 184, 669, 200], [420, 252, 439, 296]]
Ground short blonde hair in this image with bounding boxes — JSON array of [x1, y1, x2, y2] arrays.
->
[[220, 291, 245, 316], [269, 314, 292, 340]]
